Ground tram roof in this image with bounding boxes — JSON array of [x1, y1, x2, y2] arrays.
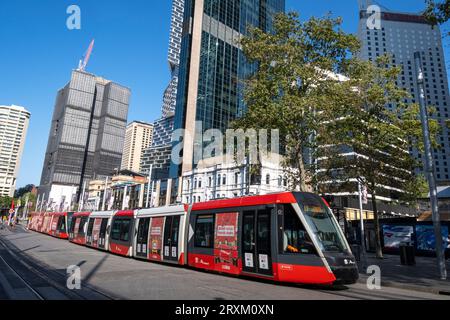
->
[[192, 192, 297, 211]]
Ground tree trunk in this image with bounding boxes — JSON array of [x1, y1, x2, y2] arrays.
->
[[297, 150, 313, 193], [371, 186, 384, 259]]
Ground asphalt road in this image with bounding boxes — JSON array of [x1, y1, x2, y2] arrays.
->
[[0, 225, 448, 300]]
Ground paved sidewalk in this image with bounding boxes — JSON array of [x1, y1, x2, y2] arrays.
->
[[357, 253, 450, 295]]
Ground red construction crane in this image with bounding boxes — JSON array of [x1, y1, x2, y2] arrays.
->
[[78, 39, 95, 72]]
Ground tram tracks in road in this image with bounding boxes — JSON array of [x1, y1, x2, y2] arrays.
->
[[0, 252, 45, 300], [0, 233, 117, 300]]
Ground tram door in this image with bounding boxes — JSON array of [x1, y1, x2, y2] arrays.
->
[[86, 219, 95, 246], [242, 209, 273, 276], [163, 216, 181, 262], [98, 219, 109, 249], [136, 218, 150, 258]]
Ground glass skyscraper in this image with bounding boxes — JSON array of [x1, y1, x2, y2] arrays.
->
[[171, 0, 285, 177]]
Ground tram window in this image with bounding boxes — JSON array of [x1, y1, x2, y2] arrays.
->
[[120, 219, 131, 242], [280, 205, 316, 255], [111, 219, 122, 241], [111, 219, 132, 242], [78, 217, 88, 236], [57, 216, 66, 232], [194, 215, 215, 248]]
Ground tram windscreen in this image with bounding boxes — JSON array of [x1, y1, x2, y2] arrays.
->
[[297, 194, 348, 253]]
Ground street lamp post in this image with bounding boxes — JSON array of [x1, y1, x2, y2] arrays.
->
[[358, 178, 368, 270], [414, 51, 447, 280]]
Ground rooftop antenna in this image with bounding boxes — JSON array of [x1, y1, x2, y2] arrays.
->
[[77, 39, 95, 72]]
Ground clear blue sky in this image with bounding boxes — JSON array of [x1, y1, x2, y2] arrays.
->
[[0, 0, 447, 189]]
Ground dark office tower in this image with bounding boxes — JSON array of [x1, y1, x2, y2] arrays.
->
[[39, 70, 130, 210], [171, 0, 285, 177], [358, 5, 450, 185]]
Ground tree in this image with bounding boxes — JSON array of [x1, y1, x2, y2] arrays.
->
[[317, 55, 440, 258], [14, 184, 35, 198], [0, 196, 13, 209], [234, 12, 360, 192], [425, 0, 450, 25]]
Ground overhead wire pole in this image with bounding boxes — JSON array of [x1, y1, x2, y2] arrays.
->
[[146, 164, 153, 208], [101, 177, 109, 211], [414, 52, 447, 280]]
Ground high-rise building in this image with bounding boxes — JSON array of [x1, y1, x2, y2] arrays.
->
[[39, 70, 130, 210], [0, 105, 31, 197], [358, 5, 450, 185], [170, 0, 285, 177], [141, 114, 175, 180], [162, 0, 185, 117], [121, 121, 154, 173]]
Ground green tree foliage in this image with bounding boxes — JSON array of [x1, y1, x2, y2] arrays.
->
[[14, 184, 35, 198], [236, 11, 439, 259], [234, 12, 360, 191], [425, 0, 450, 26], [318, 55, 439, 258], [0, 196, 13, 209]]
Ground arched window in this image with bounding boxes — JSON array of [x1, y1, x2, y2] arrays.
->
[[278, 176, 283, 187], [208, 177, 212, 187], [194, 178, 198, 189], [222, 175, 227, 185], [198, 179, 202, 189], [217, 174, 221, 186], [266, 174, 271, 185]]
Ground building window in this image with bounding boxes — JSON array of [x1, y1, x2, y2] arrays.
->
[[266, 174, 271, 185]]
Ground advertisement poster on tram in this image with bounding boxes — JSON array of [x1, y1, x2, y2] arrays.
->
[[382, 225, 414, 249], [214, 212, 239, 274], [149, 218, 164, 261], [416, 225, 450, 252]]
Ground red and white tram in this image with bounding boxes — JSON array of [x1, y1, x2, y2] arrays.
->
[[30, 192, 359, 286]]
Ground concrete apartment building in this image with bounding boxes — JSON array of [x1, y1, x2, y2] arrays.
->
[[358, 3, 450, 186], [0, 105, 31, 197], [121, 121, 154, 173]]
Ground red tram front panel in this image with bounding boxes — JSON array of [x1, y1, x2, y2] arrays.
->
[[69, 212, 91, 245], [48, 213, 69, 239], [109, 211, 134, 257]]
